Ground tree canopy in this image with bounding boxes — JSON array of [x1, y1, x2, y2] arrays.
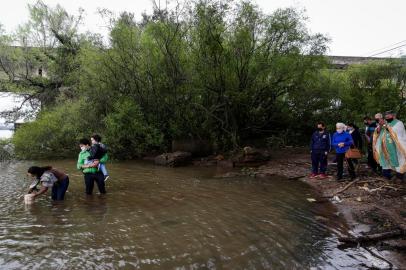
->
[[0, 0, 404, 159]]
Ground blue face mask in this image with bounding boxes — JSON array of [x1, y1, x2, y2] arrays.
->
[[336, 129, 344, 134]]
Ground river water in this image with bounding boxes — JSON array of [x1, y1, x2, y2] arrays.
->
[[0, 160, 395, 269]]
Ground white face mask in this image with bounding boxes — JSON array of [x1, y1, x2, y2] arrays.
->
[[336, 129, 344, 134], [80, 146, 87, 152]]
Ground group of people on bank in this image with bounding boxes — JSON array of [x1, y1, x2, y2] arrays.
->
[[310, 111, 406, 182], [26, 134, 109, 201]]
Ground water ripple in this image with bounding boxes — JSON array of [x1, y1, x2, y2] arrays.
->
[[0, 160, 379, 269]]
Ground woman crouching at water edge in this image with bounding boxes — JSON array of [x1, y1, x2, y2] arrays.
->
[[27, 166, 69, 201]]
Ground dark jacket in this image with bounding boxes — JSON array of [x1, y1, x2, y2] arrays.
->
[[88, 143, 107, 160], [310, 131, 331, 153], [365, 122, 377, 145], [349, 128, 363, 149]]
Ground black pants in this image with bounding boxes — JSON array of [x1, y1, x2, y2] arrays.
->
[[382, 169, 404, 180], [367, 145, 379, 172], [84, 172, 106, 195], [336, 153, 356, 179], [311, 151, 328, 174], [347, 159, 356, 179]]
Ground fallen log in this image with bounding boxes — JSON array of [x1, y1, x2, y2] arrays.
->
[[370, 184, 399, 192], [332, 178, 360, 196], [338, 229, 404, 245], [356, 179, 386, 185]]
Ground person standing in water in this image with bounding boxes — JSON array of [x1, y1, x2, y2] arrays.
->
[[27, 166, 69, 201], [77, 138, 108, 195]]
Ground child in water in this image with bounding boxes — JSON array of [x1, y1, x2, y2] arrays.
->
[[85, 134, 110, 181]]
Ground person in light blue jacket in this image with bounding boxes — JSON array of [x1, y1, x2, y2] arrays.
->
[[332, 123, 354, 181]]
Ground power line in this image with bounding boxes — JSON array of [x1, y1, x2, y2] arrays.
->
[[368, 43, 406, 57], [363, 39, 406, 57]]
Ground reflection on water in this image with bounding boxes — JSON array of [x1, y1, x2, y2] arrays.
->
[[0, 160, 393, 269]]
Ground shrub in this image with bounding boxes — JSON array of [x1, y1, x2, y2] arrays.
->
[[104, 99, 164, 159]]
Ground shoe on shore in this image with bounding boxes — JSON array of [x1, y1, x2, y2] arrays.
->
[[104, 175, 110, 182], [318, 173, 328, 179], [309, 173, 318, 179], [336, 177, 345, 182]]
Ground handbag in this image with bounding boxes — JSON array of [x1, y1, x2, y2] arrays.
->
[[345, 148, 362, 159]]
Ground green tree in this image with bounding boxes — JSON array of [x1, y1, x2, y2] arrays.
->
[[342, 60, 406, 120], [189, 1, 329, 148], [104, 99, 164, 159], [0, 0, 86, 121], [7, 0, 341, 159]]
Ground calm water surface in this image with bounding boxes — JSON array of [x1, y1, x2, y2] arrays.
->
[[0, 160, 394, 269]]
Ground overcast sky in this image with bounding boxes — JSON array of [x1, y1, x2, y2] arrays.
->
[[0, 0, 405, 57]]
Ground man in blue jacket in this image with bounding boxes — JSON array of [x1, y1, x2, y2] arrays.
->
[[310, 122, 331, 179], [332, 123, 354, 181]]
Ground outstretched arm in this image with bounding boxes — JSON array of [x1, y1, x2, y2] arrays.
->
[[33, 186, 48, 198]]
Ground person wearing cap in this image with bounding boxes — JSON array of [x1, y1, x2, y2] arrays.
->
[[373, 111, 406, 181], [332, 122, 354, 181]]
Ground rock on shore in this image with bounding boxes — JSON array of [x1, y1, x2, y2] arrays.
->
[[154, 151, 192, 167]]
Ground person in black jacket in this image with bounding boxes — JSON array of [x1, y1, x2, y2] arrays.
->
[[87, 134, 109, 181], [347, 123, 362, 149], [363, 116, 379, 173], [346, 123, 362, 180], [310, 122, 331, 179]]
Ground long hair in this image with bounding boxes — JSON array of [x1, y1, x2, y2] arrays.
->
[[28, 166, 52, 179]]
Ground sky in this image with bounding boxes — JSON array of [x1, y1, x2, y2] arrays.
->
[[0, 0, 405, 57]]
